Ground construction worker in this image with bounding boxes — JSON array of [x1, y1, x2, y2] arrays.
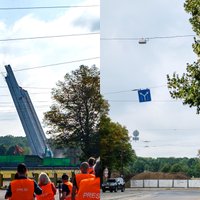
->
[[71, 162, 95, 200], [5, 163, 42, 200], [88, 157, 96, 174], [36, 172, 56, 200], [76, 158, 101, 200], [59, 174, 73, 200]]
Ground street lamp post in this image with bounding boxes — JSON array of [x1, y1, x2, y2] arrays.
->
[[120, 151, 124, 177], [103, 167, 109, 181]]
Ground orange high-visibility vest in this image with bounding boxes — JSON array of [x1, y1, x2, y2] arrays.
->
[[75, 174, 95, 190], [10, 179, 34, 200], [76, 177, 100, 200], [63, 181, 73, 200], [88, 167, 94, 174], [36, 182, 55, 200]]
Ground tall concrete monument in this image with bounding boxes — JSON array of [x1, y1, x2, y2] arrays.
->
[[5, 65, 52, 157]]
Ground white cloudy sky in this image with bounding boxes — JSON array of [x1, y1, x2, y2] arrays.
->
[[0, 0, 99, 136], [101, 0, 200, 158]]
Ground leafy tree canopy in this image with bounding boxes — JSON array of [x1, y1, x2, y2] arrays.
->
[[44, 65, 108, 160], [0, 135, 28, 147], [100, 115, 136, 175], [0, 135, 29, 155], [167, 0, 200, 113], [130, 157, 200, 178]]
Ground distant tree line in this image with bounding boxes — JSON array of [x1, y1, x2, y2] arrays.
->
[[128, 157, 200, 178], [0, 135, 30, 155]]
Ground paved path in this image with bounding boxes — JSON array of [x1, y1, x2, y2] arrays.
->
[[101, 188, 200, 200], [1, 187, 200, 199]]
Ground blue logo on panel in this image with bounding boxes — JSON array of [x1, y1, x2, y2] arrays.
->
[[138, 89, 151, 102]]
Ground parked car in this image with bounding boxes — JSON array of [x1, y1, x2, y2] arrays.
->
[[102, 177, 125, 192]]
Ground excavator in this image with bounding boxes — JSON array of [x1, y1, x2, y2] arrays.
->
[[14, 145, 24, 155]]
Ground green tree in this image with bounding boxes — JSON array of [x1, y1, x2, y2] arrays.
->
[[187, 158, 198, 167], [132, 158, 145, 174], [170, 163, 184, 173], [6, 146, 16, 155], [44, 65, 108, 159], [193, 162, 200, 177], [167, 1, 200, 113], [0, 144, 7, 155], [161, 163, 171, 173], [0, 135, 28, 147], [100, 115, 136, 175]]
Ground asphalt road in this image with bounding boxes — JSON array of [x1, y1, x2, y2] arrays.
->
[[1, 188, 200, 199], [101, 188, 200, 200]]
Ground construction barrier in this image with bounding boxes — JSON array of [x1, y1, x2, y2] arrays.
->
[[130, 179, 200, 188], [0, 155, 72, 168]]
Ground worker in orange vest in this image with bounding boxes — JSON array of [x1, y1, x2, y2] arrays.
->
[[5, 163, 42, 200], [59, 174, 73, 200], [76, 158, 101, 200], [88, 157, 96, 175], [36, 172, 56, 200], [71, 162, 95, 200]]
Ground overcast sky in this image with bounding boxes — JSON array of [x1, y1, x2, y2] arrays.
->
[[101, 0, 200, 158], [0, 0, 99, 137], [1, 0, 199, 159]]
